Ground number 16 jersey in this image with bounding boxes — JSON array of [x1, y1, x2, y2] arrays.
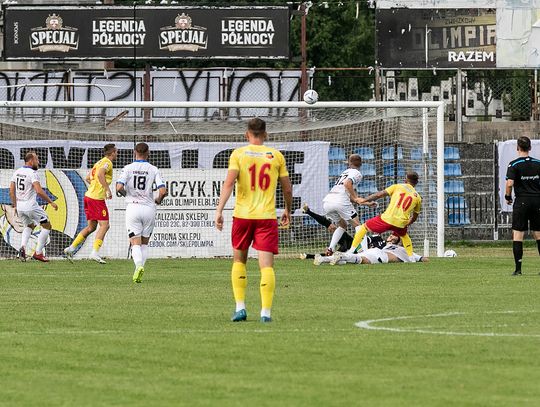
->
[[228, 145, 289, 220], [381, 183, 422, 228], [117, 160, 165, 208]]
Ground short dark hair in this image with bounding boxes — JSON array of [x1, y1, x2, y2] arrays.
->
[[104, 143, 116, 156], [406, 171, 419, 186], [24, 151, 36, 163], [135, 142, 149, 156], [517, 136, 531, 152], [247, 117, 266, 138], [349, 154, 362, 168]]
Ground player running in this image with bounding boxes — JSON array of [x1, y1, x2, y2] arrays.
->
[[321, 234, 428, 265], [215, 117, 293, 323], [348, 171, 422, 258], [64, 143, 117, 264], [116, 143, 167, 283], [322, 154, 369, 256], [9, 152, 58, 262]]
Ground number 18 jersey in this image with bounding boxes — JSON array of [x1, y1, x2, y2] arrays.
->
[[228, 144, 289, 220], [381, 183, 422, 228], [117, 160, 165, 207]]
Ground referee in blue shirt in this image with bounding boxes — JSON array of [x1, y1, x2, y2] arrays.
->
[[505, 136, 540, 275]]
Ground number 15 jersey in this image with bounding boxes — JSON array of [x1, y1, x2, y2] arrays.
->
[[117, 160, 165, 208], [381, 183, 422, 228], [228, 145, 289, 220]]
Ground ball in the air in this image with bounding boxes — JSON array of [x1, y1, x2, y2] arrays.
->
[[303, 89, 319, 104], [444, 249, 457, 257]]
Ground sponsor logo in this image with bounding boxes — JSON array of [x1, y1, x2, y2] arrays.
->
[[448, 51, 495, 62], [92, 19, 146, 47], [159, 13, 208, 52], [221, 18, 276, 47], [266, 152, 274, 159], [30, 14, 79, 53]]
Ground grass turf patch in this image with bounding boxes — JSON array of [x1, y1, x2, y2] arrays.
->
[[1, 247, 539, 406]]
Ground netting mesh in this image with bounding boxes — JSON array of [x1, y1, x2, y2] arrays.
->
[[0, 104, 440, 259]]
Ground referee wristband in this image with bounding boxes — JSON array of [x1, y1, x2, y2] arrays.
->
[[505, 194, 512, 201]]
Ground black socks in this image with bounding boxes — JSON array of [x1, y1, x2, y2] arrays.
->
[[513, 241, 523, 272]]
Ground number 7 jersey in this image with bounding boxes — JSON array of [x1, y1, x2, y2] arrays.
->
[[117, 160, 165, 207], [228, 144, 289, 220], [380, 183, 422, 228]]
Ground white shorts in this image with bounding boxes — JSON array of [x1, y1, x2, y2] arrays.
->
[[126, 204, 156, 238], [18, 205, 49, 227], [323, 200, 357, 224], [360, 248, 388, 264]]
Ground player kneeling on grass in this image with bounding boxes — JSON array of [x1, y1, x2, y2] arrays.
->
[[10, 152, 58, 262], [317, 234, 427, 265], [116, 143, 167, 283]]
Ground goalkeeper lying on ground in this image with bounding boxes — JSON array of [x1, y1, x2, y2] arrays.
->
[[314, 234, 428, 265], [300, 204, 385, 259]]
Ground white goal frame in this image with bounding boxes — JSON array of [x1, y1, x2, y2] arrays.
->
[[0, 100, 445, 257]]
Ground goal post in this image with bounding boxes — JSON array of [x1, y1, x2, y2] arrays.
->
[[0, 100, 445, 259]]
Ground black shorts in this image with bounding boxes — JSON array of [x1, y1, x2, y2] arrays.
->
[[512, 197, 540, 231]]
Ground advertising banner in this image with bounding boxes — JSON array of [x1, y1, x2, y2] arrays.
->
[[377, 8, 497, 68], [0, 140, 329, 258], [497, 139, 540, 212], [4, 6, 290, 60]]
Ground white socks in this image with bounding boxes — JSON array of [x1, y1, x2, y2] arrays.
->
[[236, 301, 246, 312], [131, 245, 143, 268], [328, 227, 346, 251], [261, 308, 271, 318], [35, 228, 50, 254], [21, 226, 32, 249], [141, 245, 148, 266]]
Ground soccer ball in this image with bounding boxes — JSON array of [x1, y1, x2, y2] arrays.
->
[[444, 249, 457, 257], [303, 89, 319, 104]]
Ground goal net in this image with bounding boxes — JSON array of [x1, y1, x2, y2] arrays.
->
[[0, 101, 445, 259]]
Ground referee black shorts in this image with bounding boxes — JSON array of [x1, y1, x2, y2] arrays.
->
[[512, 197, 540, 231]]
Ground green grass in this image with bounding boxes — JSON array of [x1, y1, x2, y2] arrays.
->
[[1, 247, 540, 406]]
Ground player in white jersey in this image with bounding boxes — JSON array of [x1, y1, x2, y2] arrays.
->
[[116, 143, 167, 283], [322, 234, 428, 265], [322, 154, 368, 255], [9, 152, 58, 262]]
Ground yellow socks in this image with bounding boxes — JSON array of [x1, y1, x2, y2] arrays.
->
[[231, 263, 275, 317], [260, 267, 275, 312], [350, 224, 368, 253], [93, 239, 103, 252], [71, 232, 86, 249], [401, 233, 413, 256], [231, 262, 247, 310]]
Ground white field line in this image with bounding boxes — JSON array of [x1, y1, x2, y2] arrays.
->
[[355, 310, 540, 338]]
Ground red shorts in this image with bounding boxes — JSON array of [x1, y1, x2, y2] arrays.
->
[[84, 196, 109, 221], [231, 217, 279, 254], [366, 215, 408, 237]]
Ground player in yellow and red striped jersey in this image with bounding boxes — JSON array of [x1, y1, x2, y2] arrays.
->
[[64, 144, 118, 264]]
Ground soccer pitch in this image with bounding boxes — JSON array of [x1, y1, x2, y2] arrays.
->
[[2, 247, 540, 406]]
